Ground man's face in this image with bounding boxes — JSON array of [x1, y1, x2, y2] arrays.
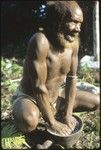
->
[[63, 20, 82, 42], [55, 5, 83, 47], [56, 18, 82, 48], [61, 7, 83, 42]]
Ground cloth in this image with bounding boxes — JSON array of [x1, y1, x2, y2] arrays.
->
[[11, 86, 64, 124], [11, 86, 37, 105], [12, 86, 64, 109]]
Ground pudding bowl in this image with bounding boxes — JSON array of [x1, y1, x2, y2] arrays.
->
[[47, 115, 83, 148]]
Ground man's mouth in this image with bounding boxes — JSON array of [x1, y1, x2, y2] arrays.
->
[[65, 34, 77, 42], [65, 32, 79, 41], [70, 32, 79, 36]]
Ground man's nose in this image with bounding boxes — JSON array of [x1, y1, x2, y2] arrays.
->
[[75, 24, 81, 32]]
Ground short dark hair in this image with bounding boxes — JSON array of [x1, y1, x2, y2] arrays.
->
[[45, 1, 82, 32], [45, 1, 70, 31]]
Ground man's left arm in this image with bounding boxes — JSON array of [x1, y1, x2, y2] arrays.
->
[[64, 48, 78, 126]]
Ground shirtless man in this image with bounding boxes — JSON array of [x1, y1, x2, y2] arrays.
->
[[12, 1, 99, 136]]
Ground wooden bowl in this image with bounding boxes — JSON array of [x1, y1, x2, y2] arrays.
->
[[47, 115, 83, 148]]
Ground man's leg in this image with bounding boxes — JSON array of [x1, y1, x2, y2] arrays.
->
[[73, 90, 100, 112], [59, 88, 100, 112], [12, 98, 40, 133]]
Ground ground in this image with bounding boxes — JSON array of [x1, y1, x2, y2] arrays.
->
[[1, 56, 100, 149]]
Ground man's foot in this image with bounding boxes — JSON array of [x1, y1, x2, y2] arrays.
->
[[37, 140, 53, 149]]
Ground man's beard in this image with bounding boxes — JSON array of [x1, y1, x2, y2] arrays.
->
[[56, 32, 79, 48]]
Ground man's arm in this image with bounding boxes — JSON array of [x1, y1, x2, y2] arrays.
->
[[29, 33, 55, 125], [65, 48, 78, 117]]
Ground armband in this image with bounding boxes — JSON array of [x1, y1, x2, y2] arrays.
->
[[68, 75, 78, 79]]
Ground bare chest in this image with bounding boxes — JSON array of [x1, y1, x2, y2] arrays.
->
[[46, 48, 72, 79]]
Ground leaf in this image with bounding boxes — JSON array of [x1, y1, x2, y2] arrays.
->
[[55, 144, 65, 149], [1, 120, 30, 149], [2, 136, 30, 149]]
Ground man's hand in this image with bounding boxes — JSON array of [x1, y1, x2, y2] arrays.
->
[[63, 115, 77, 131], [50, 119, 73, 136]]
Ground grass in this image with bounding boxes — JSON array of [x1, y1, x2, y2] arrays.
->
[[73, 111, 100, 149], [1, 56, 100, 149]]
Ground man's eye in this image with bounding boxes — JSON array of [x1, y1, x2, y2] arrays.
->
[[71, 23, 75, 26], [66, 22, 75, 27], [69, 22, 75, 25]]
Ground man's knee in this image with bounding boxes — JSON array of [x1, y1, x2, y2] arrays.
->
[[24, 111, 39, 132], [13, 100, 40, 133], [14, 109, 39, 133], [94, 94, 100, 110], [87, 94, 100, 111], [74, 91, 100, 111]]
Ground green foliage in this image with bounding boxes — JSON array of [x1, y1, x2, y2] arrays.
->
[[2, 136, 29, 149], [1, 57, 23, 81], [1, 120, 30, 149], [73, 111, 100, 149], [78, 65, 95, 84], [1, 57, 31, 149], [1, 57, 23, 118]]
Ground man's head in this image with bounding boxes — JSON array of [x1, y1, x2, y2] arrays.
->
[[46, 1, 83, 44]]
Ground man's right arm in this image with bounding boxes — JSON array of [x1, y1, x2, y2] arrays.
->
[[29, 33, 56, 125]]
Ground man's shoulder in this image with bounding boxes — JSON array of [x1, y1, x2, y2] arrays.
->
[[29, 32, 49, 45], [28, 32, 49, 55]]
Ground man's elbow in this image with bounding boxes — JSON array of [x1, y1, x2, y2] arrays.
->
[[36, 84, 48, 95]]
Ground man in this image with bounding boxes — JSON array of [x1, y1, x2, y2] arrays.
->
[[12, 1, 99, 136]]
